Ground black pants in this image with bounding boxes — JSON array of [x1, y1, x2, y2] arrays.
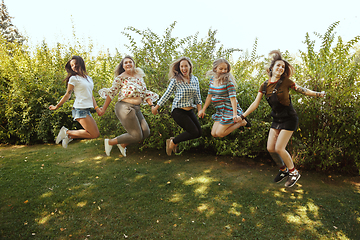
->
[[171, 108, 202, 144]]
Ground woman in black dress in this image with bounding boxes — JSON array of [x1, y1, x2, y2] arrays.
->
[[240, 50, 325, 187]]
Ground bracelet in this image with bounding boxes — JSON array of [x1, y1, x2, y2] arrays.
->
[[240, 114, 245, 120], [95, 106, 99, 110], [151, 104, 155, 108]]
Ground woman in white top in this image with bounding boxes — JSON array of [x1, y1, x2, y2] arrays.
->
[[49, 56, 100, 148], [97, 56, 159, 157]]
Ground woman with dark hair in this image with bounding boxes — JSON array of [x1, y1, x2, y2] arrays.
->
[[198, 58, 250, 138], [240, 50, 325, 187], [97, 56, 158, 157], [49, 56, 100, 148], [152, 57, 202, 156]]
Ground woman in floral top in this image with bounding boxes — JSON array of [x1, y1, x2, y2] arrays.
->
[[98, 56, 159, 157], [152, 57, 202, 156]]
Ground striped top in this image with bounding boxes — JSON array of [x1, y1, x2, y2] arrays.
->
[[208, 78, 243, 125]]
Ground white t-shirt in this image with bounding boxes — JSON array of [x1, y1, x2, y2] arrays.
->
[[68, 75, 94, 109]]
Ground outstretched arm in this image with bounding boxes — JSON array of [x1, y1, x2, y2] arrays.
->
[[49, 84, 74, 110], [230, 97, 238, 121], [293, 84, 325, 97], [241, 92, 263, 119], [198, 94, 212, 118], [97, 96, 112, 116]]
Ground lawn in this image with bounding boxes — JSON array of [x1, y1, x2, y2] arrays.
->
[[0, 139, 359, 239]]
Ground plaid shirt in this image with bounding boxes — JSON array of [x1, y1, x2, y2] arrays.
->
[[157, 75, 202, 111]]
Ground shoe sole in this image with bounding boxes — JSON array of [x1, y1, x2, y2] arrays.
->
[[166, 139, 172, 156], [170, 137, 177, 153], [104, 139, 111, 156], [117, 144, 126, 157], [274, 173, 289, 183], [56, 127, 67, 144], [274, 176, 288, 183]]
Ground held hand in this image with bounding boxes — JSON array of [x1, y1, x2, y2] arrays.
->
[[233, 115, 238, 123], [49, 105, 58, 110], [151, 106, 158, 115], [198, 109, 205, 118], [234, 115, 243, 123], [320, 91, 326, 98], [97, 107, 104, 116]]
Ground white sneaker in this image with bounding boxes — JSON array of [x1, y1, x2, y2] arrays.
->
[[56, 126, 68, 144], [117, 144, 127, 157], [62, 135, 73, 148], [104, 139, 113, 156]]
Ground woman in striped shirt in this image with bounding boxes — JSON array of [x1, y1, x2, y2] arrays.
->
[[198, 59, 249, 137]]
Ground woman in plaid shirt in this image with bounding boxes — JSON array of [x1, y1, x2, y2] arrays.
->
[[152, 57, 202, 156]]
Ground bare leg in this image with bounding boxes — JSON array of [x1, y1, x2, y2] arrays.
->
[[108, 138, 128, 148], [67, 115, 100, 139], [267, 128, 294, 169], [211, 119, 247, 138]]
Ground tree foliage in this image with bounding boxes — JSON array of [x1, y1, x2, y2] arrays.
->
[[0, 0, 25, 44]]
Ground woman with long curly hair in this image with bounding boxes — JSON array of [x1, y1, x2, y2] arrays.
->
[[152, 57, 202, 156], [241, 50, 325, 187], [97, 56, 158, 157]]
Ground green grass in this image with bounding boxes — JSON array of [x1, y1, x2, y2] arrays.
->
[[0, 139, 359, 240]]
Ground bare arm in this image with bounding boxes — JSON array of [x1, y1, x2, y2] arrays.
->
[[97, 96, 112, 116], [230, 97, 238, 120], [293, 84, 325, 97], [198, 94, 212, 118], [242, 92, 263, 118], [49, 84, 74, 110]]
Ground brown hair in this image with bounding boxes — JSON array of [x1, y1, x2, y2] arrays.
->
[[114, 55, 145, 78], [64, 56, 88, 85], [168, 57, 193, 83], [267, 50, 295, 79]]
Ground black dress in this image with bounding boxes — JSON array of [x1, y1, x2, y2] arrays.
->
[[262, 79, 299, 131]]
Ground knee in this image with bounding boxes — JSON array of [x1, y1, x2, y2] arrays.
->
[[274, 146, 284, 154], [93, 132, 100, 139], [194, 129, 202, 139], [133, 132, 144, 142], [143, 129, 150, 139], [267, 146, 275, 153], [196, 128, 202, 138], [89, 130, 100, 139], [214, 132, 225, 138]]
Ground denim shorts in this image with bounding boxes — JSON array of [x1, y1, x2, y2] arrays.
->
[[72, 108, 92, 120]]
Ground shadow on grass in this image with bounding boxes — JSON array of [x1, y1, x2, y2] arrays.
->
[[0, 140, 359, 239]]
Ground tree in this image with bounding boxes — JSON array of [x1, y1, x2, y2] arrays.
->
[[0, 0, 25, 43]]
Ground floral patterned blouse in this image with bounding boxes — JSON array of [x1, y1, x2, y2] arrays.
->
[[98, 76, 159, 105]]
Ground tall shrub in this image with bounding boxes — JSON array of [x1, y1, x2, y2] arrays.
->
[[293, 22, 360, 173]]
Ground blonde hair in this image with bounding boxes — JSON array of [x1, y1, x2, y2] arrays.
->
[[168, 57, 193, 83], [206, 58, 237, 87]]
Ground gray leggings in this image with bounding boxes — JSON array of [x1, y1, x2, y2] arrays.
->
[[114, 101, 150, 144]]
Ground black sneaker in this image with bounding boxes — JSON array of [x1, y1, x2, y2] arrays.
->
[[285, 170, 301, 187], [274, 169, 289, 183]]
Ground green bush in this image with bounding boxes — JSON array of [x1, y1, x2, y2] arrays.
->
[[292, 21, 360, 174], [1, 22, 360, 174]]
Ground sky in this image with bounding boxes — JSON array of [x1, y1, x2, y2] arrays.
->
[[5, 0, 360, 59]]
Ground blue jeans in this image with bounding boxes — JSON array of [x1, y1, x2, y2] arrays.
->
[[72, 108, 92, 120]]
